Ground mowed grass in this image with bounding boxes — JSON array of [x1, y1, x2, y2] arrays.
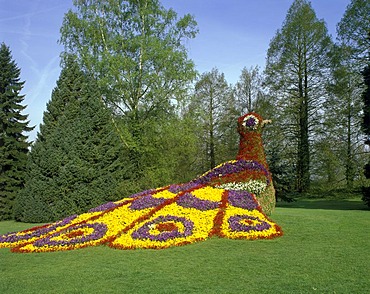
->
[[0, 199, 369, 294]]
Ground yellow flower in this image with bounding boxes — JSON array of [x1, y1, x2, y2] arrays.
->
[[191, 186, 224, 202], [111, 202, 219, 250], [152, 190, 176, 199]]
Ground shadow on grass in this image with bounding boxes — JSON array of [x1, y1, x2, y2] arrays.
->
[[276, 198, 369, 211]]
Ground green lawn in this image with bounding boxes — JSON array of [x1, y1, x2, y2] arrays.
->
[[1, 199, 369, 294]]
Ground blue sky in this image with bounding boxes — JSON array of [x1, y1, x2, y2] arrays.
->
[[0, 0, 350, 140]]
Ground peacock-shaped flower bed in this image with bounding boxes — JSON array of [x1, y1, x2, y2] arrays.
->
[[0, 113, 283, 253]]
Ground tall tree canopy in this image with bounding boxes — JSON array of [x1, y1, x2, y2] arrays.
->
[[0, 43, 33, 220], [192, 68, 237, 170], [265, 0, 333, 192], [235, 66, 264, 114], [323, 45, 364, 188], [337, 0, 370, 69], [60, 0, 197, 118], [337, 0, 370, 140], [14, 58, 127, 222], [336, 0, 370, 197], [59, 0, 198, 181]]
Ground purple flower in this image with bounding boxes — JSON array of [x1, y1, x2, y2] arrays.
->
[[176, 192, 219, 211], [88, 202, 118, 212], [245, 117, 257, 128], [33, 222, 108, 247], [128, 189, 156, 198], [132, 215, 194, 241], [168, 182, 200, 193], [228, 215, 271, 232], [0, 214, 78, 243], [130, 195, 167, 210], [228, 190, 259, 210], [193, 160, 270, 185]]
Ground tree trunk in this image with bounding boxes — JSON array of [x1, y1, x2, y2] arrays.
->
[[296, 55, 310, 193], [346, 102, 354, 188], [209, 91, 216, 169]]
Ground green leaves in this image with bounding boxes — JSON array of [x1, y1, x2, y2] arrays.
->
[[337, 0, 370, 67], [60, 0, 197, 119]]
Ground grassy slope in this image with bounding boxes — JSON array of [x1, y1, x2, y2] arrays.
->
[[0, 199, 369, 294]]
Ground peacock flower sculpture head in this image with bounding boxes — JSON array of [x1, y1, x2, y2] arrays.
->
[[237, 112, 271, 135], [236, 112, 271, 165]]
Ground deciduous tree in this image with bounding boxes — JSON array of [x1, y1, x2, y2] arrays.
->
[[322, 45, 364, 188], [235, 66, 264, 114], [60, 0, 198, 181], [192, 68, 236, 170], [337, 0, 370, 200], [265, 0, 333, 192], [337, 0, 370, 70]]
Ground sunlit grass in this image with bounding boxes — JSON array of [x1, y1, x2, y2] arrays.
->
[[1, 199, 369, 293]]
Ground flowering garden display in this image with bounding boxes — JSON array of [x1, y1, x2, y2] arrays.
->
[[0, 112, 282, 253]]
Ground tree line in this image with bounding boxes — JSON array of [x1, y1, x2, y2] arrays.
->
[[0, 0, 369, 222]]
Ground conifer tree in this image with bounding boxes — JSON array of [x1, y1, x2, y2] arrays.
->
[[14, 57, 127, 222], [0, 43, 33, 220]]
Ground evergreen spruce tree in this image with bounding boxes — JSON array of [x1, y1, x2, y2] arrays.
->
[[0, 43, 33, 220], [14, 57, 127, 222]]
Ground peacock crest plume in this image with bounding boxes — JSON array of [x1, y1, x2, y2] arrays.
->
[[0, 112, 282, 253]]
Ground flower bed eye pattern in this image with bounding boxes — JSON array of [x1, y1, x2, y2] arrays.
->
[[0, 112, 282, 253]]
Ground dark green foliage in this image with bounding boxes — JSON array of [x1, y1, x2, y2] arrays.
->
[[362, 64, 370, 207], [267, 146, 296, 200], [115, 108, 202, 195], [14, 57, 127, 222], [0, 43, 33, 220], [363, 64, 370, 137], [364, 163, 370, 179], [362, 187, 370, 207]]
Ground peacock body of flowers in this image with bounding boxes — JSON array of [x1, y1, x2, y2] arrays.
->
[[0, 112, 282, 253]]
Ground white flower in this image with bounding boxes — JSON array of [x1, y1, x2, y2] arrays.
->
[[218, 180, 267, 195]]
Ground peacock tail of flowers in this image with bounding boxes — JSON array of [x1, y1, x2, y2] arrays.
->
[[0, 112, 282, 253], [0, 182, 282, 253]]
